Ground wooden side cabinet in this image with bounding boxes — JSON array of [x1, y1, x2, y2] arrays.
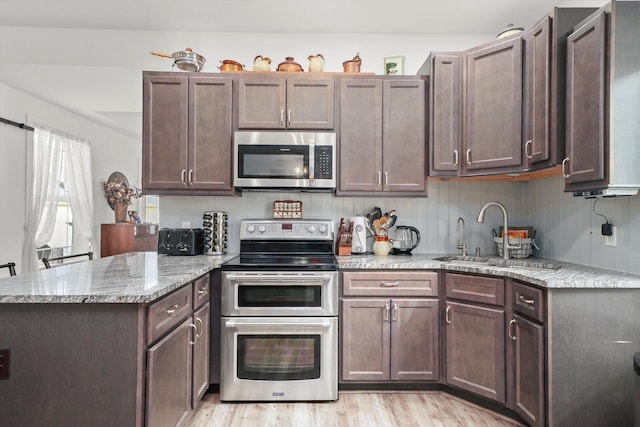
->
[[100, 223, 158, 257]]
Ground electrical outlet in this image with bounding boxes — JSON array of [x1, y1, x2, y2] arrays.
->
[[181, 221, 191, 228], [605, 225, 617, 247], [0, 348, 9, 380]]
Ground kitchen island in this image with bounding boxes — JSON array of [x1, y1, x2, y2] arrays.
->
[[0, 252, 235, 427]]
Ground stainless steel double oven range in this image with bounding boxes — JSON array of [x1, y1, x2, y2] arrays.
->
[[220, 219, 338, 402]]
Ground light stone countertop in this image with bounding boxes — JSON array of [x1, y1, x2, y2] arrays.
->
[[3, 252, 640, 304], [0, 252, 237, 304]]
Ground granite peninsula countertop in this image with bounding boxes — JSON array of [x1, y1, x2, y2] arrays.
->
[[0, 252, 236, 304], [2, 252, 640, 304]]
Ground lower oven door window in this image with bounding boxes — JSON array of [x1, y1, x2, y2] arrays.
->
[[239, 285, 321, 308], [237, 334, 320, 380]]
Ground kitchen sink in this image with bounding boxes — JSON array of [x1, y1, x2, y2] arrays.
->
[[434, 256, 561, 270]]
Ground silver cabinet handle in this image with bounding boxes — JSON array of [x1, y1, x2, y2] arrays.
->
[[466, 149, 471, 166], [392, 303, 398, 322], [197, 286, 208, 296], [384, 171, 389, 186], [561, 157, 570, 178], [280, 109, 285, 126], [181, 169, 186, 185], [380, 281, 399, 287], [287, 109, 292, 127], [189, 323, 198, 345], [518, 294, 535, 305], [384, 303, 390, 322], [525, 140, 533, 159], [188, 169, 193, 186], [195, 317, 204, 338], [445, 305, 451, 324], [453, 149, 459, 166], [377, 171, 382, 186], [166, 303, 180, 316], [508, 318, 517, 341]]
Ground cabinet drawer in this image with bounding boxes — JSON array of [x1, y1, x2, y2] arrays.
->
[[512, 281, 545, 323], [147, 284, 193, 344], [342, 271, 438, 297], [445, 273, 504, 306], [193, 274, 210, 309]]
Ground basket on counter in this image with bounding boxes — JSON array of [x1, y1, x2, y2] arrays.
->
[[494, 236, 538, 259]]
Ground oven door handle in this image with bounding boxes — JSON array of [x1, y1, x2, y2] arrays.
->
[[226, 273, 334, 282], [224, 319, 333, 328]]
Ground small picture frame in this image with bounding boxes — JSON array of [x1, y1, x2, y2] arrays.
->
[[384, 55, 405, 75]]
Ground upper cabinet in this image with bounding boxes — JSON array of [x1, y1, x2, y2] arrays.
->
[[143, 72, 234, 195], [424, 7, 597, 179], [337, 76, 427, 196], [564, 1, 640, 196], [237, 74, 335, 129], [464, 35, 524, 173], [525, 8, 597, 171]]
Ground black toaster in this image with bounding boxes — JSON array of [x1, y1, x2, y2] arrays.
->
[[157, 228, 204, 256]]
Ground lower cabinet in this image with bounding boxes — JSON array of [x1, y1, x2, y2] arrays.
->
[[340, 271, 439, 383], [445, 300, 506, 402], [342, 298, 439, 381], [145, 274, 211, 427], [509, 281, 546, 427]]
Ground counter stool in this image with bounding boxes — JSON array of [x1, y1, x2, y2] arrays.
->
[[42, 252, 93, 269], [0, 262, 16, 276]]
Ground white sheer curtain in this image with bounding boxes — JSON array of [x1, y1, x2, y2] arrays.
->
[[21, 125, 94, 272], [64, 137, 94, 254]]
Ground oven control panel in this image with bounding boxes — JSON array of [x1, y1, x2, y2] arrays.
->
[[240, 219, 334, 240]]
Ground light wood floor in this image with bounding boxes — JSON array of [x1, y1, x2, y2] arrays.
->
[[188, 391, 525, 427]]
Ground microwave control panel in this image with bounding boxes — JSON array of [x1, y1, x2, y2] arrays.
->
[[314, 146, 333, 179]]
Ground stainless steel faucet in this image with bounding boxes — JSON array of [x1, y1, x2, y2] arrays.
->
[[456, 217, 467, 257], [476, 201, 520, 260]]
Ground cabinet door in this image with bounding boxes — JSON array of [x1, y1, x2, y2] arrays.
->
[[526, 16, 552, 166], [337, 78, 383, 193], [382, 79, 427, 193], [341, 298, 390, 381], [430, 53, 463, 175], [143, 74, 189, 190], [390, 298, 438, 381], [192, 303, 210, 408], [146, 318, 192, 427], [512, 314, 545, 427], [445, 301, 506, 403], [464, 36, 523, 172], [237, 75, 286, 129], [287, 77, 335, 129], [188, 77, 233, 191], [565, 11, 606, 187]]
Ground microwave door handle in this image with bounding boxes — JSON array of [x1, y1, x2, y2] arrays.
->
[[308, 142, 315, 187]]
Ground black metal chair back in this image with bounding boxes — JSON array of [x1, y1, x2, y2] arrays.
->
[[42, 252, 93, 269], [0, 262, 17, 276]]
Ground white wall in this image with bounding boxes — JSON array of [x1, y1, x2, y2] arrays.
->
[[0, 83, 140, 275]]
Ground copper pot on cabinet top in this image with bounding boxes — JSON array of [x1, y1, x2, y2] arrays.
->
[[277, 57, 303, 72], [218, 59, 245, 72], [343, 53, 362, 73]]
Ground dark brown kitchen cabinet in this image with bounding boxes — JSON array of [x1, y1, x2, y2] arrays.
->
[[564, 11, 607, 189], [509, 281, 546, 427], [464, 35, 524, 174], [444, 273, 506, 403], [525, 8, 598, 171], [340, 271, 439, 383], [142, 71, 234, 195], [428, 53, 463, 176], [237, 74, 334, 129], [337, 77, 427, 196], [192, 302, 210, 408], [341, 298, 439, 382]]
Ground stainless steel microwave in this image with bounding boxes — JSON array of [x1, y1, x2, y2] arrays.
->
[[234, 131, 336, 191]]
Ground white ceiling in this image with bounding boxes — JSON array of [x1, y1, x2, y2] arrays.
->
[[0, 0, 606, 139]]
